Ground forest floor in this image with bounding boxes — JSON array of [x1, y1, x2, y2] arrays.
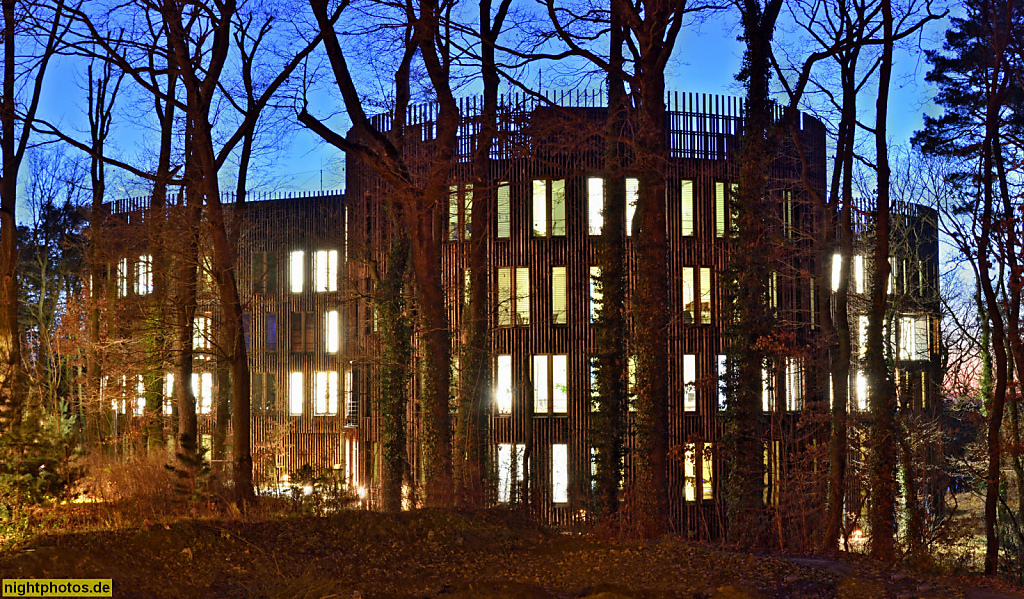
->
[[2, 507, 1023, 599]]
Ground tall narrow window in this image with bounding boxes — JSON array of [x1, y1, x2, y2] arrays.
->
[[447, 183, 472, 240], [253, 252, 277, 294], [854, 255, 865, 294], [915, 316, 929, 360], [702, 444, 715, 500], [289, 250, 304, 293], [135, 255, 153, 295], [533, 355, 549, 414], [589, 266, 602, 322], [495, 355, 513, 414], [532, 354, 568, 415], [266, 313, 277, 351], [715, 182, 726, 238], [193, 316, 210, 351], [552, 444, 568, 503], [497, 267, 530, 325], [762, 367, 774, 412], [325, 310, 340, 354], [785, 357, 804, 411], [551, 267, 567, 324], [163, 373, 175, 415], [313, 250, 338, 292], [625, 177, 638, 236], [252, 372, 276, 412], [117, 257, 129, 297], [314, 371, 339, 415], [717, 354, 727, 410], [192, 372, 213, 415], [769, 271, 779, 309], [855, 369, 867, 411], [682, 268, 695, 324], [684, 443, 696, 502], [135, 375, 146, 416], [532, 180, 547, 236], [516, 267, 530, 325], [683, 354, 697, 412], [497, 182, 511, 238], [289, 372, 303, 416], [345, 369, 357, 418], [899, 316, 914, 360], [497, 443, 524, 502], [588, 177, 604, 235], [681, 180, 695, 236], [627, 354, 637, 412], [831, 254, 842, 292], [783, 191, 794, 238], [700, 267, 712, 324]]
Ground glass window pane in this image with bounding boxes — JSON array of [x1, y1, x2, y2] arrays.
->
[[533, 355, 548, 414], [552, 444, 568, 503], [515, 267, 530, 325], [681, 180, 694, 236], [552, 355, 567, 414], [551, 180, 566, 235], [684, 354, 697, 412], [552, 267, 567, 324], [532, 180, 547, 236], [625, 177, 638, 236], [290, 372, 303, 416], [497, 268, 512, 326], [289, 250, 304, 293], [588, 177, 604, 235], [496, 355, 513, 414], [497, 182, 511, 238]]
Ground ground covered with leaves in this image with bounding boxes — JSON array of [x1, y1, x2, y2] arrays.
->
[[2, 508, 1023, 599]]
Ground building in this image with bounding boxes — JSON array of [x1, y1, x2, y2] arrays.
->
[[99, 91, 941, 537]]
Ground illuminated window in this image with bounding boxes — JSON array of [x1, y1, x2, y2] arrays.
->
[[313, 250, 338, 292], [717, 354, 727, 410], [898, 315, 929, 361], [627, 354, 637, 412], [325, 310, 340, 354], [783, 191, 794, 238], [785, 357, 804, 411], [496, 267, 530, 326], [252, 252, 277, 294], [762, 367, 774, 412], [135, 375, 146, 416], [552, 444, 568, 503], [289, 250, 304, 293], [700, 268, 712, 324], [681, 179, 695, 236], [497, 182, 511, 238], [684, 443, 696, 501], [715, 182, 726, 238], [625, 177, 638, 236], [314, 371, 338, 416], [589, 266, 601, 322], [117, 257, 129, 297], [551, 267, 567, 324], [588, 177, 604, 235], [810, 279, 817, 327], [769, 271, 779, 309], [497, 443, 525, 503], [289, 372, 303, 416], [532, 354, 568, 415], [682, 268, 695, 324], [702, 444, 715, 500], [831, 254, 842, 292], [163, 373, 174, 415], [448, 184, 473, 241], [855, 369, 868, 411], [135, 255, 153, 295], [532, 179, 565, 237], [683, 354, 697, 412], [495, 355, 513, 414], [193, 316, 210, 351], [192, 372, 213, 415], [854, 255, 865, 294], [344, 369, 358, 418]]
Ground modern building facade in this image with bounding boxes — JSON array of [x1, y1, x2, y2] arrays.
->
[[99, 92, 941, 537]]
